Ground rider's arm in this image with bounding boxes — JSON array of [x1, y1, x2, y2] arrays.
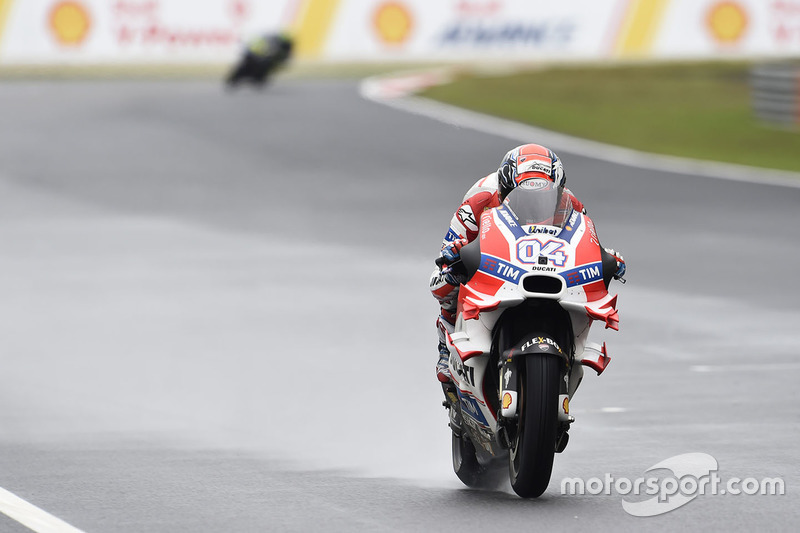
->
[[440, 173, 500, 250], [431, 174, 498, 308], [602, 247, 626, 280], [564, 187, 586, 215]]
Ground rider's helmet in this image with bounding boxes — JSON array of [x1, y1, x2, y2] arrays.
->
[[497, 143, 566, 200]]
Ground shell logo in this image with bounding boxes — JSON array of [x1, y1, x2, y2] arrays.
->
[[502, 392, 513, 410], [706, 1, 748, 44], [49, 1, 92, 46], [373, 2, 413, 46], [562, 397, 569, 414]]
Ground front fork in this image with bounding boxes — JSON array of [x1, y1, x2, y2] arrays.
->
[[495, 354, 575, 453]]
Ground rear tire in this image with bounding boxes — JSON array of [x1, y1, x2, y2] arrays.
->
[[452, 433, 506, 490], [509, 355, 561, 498], [452, 432, 481, 487], [225, 68, 243, 88]]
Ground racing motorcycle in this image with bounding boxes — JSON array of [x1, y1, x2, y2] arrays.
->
[[225, 33, 293, 89], [437, 180, 623, 498]]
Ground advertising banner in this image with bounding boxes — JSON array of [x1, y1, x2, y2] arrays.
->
[[321, 0, 629, 61], [317, 0, 800, 61], [0, 0, 798, 66], [653, 0, 800, 58], [0, 0, 295, 64]]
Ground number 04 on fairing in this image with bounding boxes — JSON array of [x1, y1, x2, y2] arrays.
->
[[440, 181, 623, 498]]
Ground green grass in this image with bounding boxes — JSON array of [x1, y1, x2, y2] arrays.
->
[[420, 62, 800, 173]]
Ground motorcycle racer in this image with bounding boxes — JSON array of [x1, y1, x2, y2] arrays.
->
[[225, 32, 294, 88], [430, 143, 626, 383]]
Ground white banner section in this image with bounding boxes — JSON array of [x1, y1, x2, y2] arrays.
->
[[0, 0, 295, 64], [0, 0, 798, 65]]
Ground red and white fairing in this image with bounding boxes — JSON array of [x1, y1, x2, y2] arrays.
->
[[445, 201, 619, 446]]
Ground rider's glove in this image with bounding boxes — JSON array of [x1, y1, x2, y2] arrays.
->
[[441, 265, 467, 287], [605, 248, 626, 279], [440, 237, 469, 264]]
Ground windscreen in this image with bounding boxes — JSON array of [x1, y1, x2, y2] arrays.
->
[[503, 179, 573, 228]]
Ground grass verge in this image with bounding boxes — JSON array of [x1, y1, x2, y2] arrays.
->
[[419, 61, 800, 174]]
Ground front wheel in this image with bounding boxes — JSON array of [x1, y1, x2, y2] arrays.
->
[[509, 355, 561, 498]]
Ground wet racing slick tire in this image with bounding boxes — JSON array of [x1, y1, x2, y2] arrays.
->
[[509, 355, 560, 498]]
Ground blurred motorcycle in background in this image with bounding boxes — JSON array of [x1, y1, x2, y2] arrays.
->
[[225, 32, 293, 89]]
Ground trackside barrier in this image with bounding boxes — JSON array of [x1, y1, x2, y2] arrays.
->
[[751, 64, 800, 127], [2, 1, 800, 66]]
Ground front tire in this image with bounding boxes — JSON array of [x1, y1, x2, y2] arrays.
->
[[509, 355, 561, 498]]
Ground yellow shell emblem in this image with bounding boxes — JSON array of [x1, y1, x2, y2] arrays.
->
[[373, 2, 413, 45], [502, 392, 513, 410], [707, 2, 748, 44], [50, 1, 92, 46]]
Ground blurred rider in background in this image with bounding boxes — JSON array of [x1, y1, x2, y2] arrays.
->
[[429, 143, 626, 383], [226, 31, 294, 89]]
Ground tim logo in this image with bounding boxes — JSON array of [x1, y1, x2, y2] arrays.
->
[[517, 238, 568, 267], [481, 255, 523, 283]]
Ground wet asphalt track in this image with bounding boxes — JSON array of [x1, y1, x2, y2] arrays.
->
[[0, 78, 799, 531]]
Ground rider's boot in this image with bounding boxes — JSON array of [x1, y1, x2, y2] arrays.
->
[[435, 314, 455, 383]]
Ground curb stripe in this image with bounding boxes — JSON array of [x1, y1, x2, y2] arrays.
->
[[615, 0, 670, 57], [0, 486, 86, 533], [291, 0, 341, 59]]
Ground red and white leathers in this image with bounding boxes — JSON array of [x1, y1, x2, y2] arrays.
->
[[430, 171, 501, 323], [429, 171, 586, 377]]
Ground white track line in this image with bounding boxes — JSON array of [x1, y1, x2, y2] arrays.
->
[[0, 487, 85, 533], [360, 72, 800, 189], [691, 363, 800, 373]]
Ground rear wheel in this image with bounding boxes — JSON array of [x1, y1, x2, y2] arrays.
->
[[225, 66, 244, 87], [452, 432, 481, 487], [509, 355, 561, 498], [452, 433, 506, 490]]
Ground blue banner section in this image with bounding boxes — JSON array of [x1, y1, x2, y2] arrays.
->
[[560, 261, 604, 287], [458, 392, 489, 427], [480, 254, 525, 284], [558, 209, 582, 243], [495, 206, 528, 240], [444, 228, 460, 242]]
